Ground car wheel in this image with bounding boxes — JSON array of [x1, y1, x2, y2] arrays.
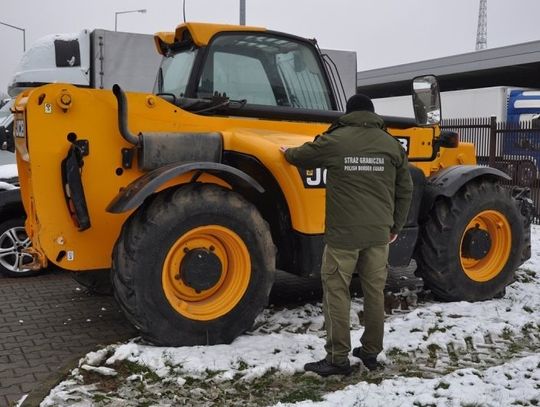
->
[[0, 217, 39, 277]]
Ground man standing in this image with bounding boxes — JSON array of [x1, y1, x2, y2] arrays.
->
[[281, 94, 413, 376]]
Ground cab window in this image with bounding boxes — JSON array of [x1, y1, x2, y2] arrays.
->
[[197, 33, 333, 110]]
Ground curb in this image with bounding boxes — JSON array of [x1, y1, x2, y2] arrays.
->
[[21, 351, 87, 407], [21, 333, 135, 407]]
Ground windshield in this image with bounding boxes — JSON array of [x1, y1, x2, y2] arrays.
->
[[157, 47, 198, 97], [197, 33, 333, 110]]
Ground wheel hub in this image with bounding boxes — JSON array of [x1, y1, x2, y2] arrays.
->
[[462, 227, 492, 260], [180, 248, 223, 292]]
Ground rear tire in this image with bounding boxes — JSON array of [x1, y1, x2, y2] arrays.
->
[[416, 179, 526, 301], [112, 184, 275, 346]]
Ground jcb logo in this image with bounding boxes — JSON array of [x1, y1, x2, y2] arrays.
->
[[396, 136, 410, 153], [299, 168, 327, 188]]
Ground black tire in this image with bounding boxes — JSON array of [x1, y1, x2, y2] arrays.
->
[[0, 217, 38, 277], [269, 270, 322, 304], [112, 183, 275, 346], [72, 269, 113, 295], [416, 179, 526, 301]]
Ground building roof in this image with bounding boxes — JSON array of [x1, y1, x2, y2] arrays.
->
[[357, 40, 540, 98]]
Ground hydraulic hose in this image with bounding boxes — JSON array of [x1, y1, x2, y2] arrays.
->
[[112, 84, 139, 145]]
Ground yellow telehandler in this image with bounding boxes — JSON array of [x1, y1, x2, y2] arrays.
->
[[13, 23, 532, 346]]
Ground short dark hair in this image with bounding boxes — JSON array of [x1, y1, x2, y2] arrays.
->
[[346, 94, 374, 113]]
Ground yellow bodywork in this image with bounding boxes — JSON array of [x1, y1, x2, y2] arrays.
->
[[13, 23, 477, 272], [154, 22, 266, 53]]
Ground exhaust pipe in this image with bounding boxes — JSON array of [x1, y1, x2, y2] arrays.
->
[[112, 84, 139, 146]]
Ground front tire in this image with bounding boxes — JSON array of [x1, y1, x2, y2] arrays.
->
[[416, 179, 526, 301], [112, 184, 275, 346]]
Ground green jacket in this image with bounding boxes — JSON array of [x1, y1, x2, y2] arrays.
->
[[285, 111, 413, 249]]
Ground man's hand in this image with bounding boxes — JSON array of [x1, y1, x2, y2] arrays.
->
[[389, 233, 398, 244], [279, 146, 288, 153]]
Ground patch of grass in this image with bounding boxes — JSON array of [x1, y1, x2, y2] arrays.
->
[[508, 341, 524, 355], [279, 387, 324, 404], [427, 325, 447, 336], [409, 327, 422, 333], [464, 336, 475, 350], [521, 322, 539, 334], [522, 305, 533, 314], [515, 268, 536, 283], [184, 376, 197, 385], [117, 361, 160, 383], [92, 393, 110, 403], [387, 347, 409, 358], [205, 368, 226, 379], [501, 327, 513, 340], [471, 370, 482, 378], [427, 344, 442, 359], [237, 359, 249, 371], [435, 381, 450, 390]]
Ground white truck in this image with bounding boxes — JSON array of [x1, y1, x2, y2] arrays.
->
[[0, 29, 162, 277], [374, 86, 540, 186], [373, 86, 540, 122]]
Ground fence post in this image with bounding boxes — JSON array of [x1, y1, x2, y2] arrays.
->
[[489, 115, 497, 168]]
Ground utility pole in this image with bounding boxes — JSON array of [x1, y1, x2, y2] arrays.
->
[[240, 0, 246, 25], [476, 0, 488, 51]]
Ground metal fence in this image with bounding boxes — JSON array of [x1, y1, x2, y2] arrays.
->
[[441, 116, 540, 224]]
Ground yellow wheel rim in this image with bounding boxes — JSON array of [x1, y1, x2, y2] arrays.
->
[[162, 225, 251, 321], [460, 210, 511, 282]]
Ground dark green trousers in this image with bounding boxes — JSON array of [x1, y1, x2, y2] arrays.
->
[[321, 244, 389, 365]]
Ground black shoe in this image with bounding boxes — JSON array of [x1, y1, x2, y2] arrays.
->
[[352, 347, 381, 371], [304, 358, 353, 377]]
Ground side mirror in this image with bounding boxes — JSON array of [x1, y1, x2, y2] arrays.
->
[[412, 75, 441, 126]]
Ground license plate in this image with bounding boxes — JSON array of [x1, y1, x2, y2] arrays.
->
[[14, 119, 25, 138]]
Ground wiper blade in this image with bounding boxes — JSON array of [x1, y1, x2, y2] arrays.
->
[[192, 95, 247, 114], [158, 93, 247, 113]]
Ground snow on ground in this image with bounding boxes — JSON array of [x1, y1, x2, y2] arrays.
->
[[40, 226, 540, 406], [0, 163, 18, 179], [278, 355, 540, 407]]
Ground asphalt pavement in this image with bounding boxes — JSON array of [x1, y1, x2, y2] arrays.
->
[[0, 269, 137, 406]]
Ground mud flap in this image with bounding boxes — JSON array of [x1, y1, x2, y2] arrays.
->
[[61, 140, 90, 231]]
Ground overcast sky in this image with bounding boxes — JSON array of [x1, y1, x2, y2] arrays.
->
[[2, 0, 540, 94]]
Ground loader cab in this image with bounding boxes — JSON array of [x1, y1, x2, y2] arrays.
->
[[154, 24, 342, 121], [154, 24, 440, 128]]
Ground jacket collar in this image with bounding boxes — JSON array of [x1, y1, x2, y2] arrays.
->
[[338, 111, 385, 129]]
